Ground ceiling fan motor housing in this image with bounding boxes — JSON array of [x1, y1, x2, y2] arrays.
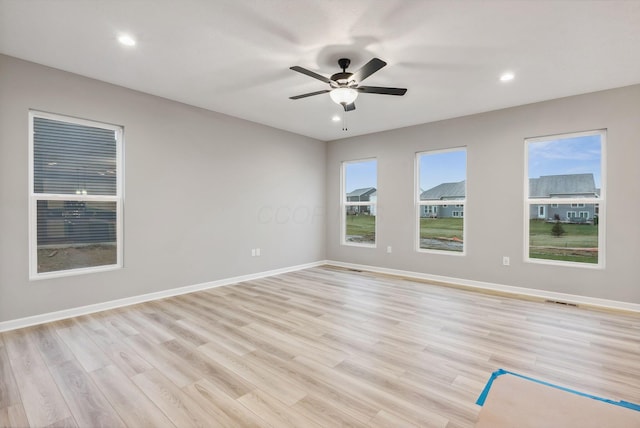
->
[[331, 58, 356, 87], [330, 72, 355, 87]]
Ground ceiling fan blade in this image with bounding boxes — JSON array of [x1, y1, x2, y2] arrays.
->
[[352, 58, 387, 83], [357, 86, 407, 96], [344, 102, 356, 112], [289, 89, 330, 100], [290, 66, 333, 84]]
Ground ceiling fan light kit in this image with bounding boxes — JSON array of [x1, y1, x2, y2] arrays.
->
[[329, 87, 358, 106], [289, 57, 407, 113]]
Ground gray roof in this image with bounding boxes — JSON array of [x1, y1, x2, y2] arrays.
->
[[529, 174, 597, 197], [347, 187, 376, 197], [420, 181, 465, 200]]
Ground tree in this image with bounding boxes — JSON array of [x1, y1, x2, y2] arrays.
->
[[551, 219, 566, 237]]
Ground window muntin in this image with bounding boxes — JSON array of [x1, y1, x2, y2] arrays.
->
[[29, 112, 123, 278], [525, 130, 604, 267], [416, 148, 467, 254], [342, 159, 377, 246]]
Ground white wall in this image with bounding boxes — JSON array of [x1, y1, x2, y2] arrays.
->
[[0, 55, 326, 323], [327, 85, 640, 304]]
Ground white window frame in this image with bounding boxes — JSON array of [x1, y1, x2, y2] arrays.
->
[[29, 111, 124, 279], [341, 158, 377, 247], [415, 147, 467, 255], [524, 129, 605, 268]]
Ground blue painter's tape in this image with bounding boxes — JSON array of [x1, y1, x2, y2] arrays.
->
[[476, 369, 640, 412], [475, 368, 506, 406]]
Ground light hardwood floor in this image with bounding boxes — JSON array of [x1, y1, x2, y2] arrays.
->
[[1, 266, 639, 427]]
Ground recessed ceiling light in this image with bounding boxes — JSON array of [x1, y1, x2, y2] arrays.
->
[[332, 115, 341, 122], [118, 34, 136, 47], [500, 72, 515, 82]]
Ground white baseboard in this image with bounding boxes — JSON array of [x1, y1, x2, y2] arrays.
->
[[324, 260, 640, 313], [0, 260, 325, 333], [4, 259, 638, 332]]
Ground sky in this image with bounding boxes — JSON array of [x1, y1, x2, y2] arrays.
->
[[528, 134, 602, 187], [419, 149, 466, 191], [344, 159, 377, 193]]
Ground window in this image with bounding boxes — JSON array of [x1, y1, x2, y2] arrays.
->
[[416, 148, 467, 253], [538, 205, 546, 218], [422, 205, 438, 217], [525, 130, 604, 267], [341, 159, 377, 246], [29, 111, 123, 278]]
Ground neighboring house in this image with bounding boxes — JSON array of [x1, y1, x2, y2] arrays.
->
[[528, 173, 599, 222], [419, 181, 465, 218], [346, 187, 376, 214]]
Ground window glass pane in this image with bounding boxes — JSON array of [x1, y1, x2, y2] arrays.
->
[[419, 150, 466, 200], [419, 209, 464, 252], [418, 149, 466, 252], [34, 117, 117, 195], [343, 159, 377, 246], [345, 206, 375, 245], [529, 203, 599, 264], [526, 131, 603, 266], [344, 160, 377, 200], [36, 200, 117, 273], [528, 134, 601, 199]]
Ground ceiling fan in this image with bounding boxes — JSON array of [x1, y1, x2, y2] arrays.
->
[[289, 58, 407, 112]]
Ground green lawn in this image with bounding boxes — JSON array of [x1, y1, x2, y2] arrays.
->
[[529, 219, 598, 264], [419, 218, 464, 240], [345, 214, 375, 243], [345, 216, 598, 263], [419, 218, 464, 252]]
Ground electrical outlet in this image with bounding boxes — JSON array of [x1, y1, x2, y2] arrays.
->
[[256, 248, 261, 256], [502, 256, 510, 266], [251, 249, 256, 257], [387, 246, 392, 253]]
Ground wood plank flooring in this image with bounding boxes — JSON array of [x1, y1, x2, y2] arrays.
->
[[1, 265, 640, 427]]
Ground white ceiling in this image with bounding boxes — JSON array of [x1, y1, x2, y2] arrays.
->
[[1, 0, 640, 141]]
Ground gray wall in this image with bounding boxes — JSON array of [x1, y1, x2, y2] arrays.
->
[[2, 53, 639, 324], [0, 55, 326, 323], [327, 84, 640, 304]]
